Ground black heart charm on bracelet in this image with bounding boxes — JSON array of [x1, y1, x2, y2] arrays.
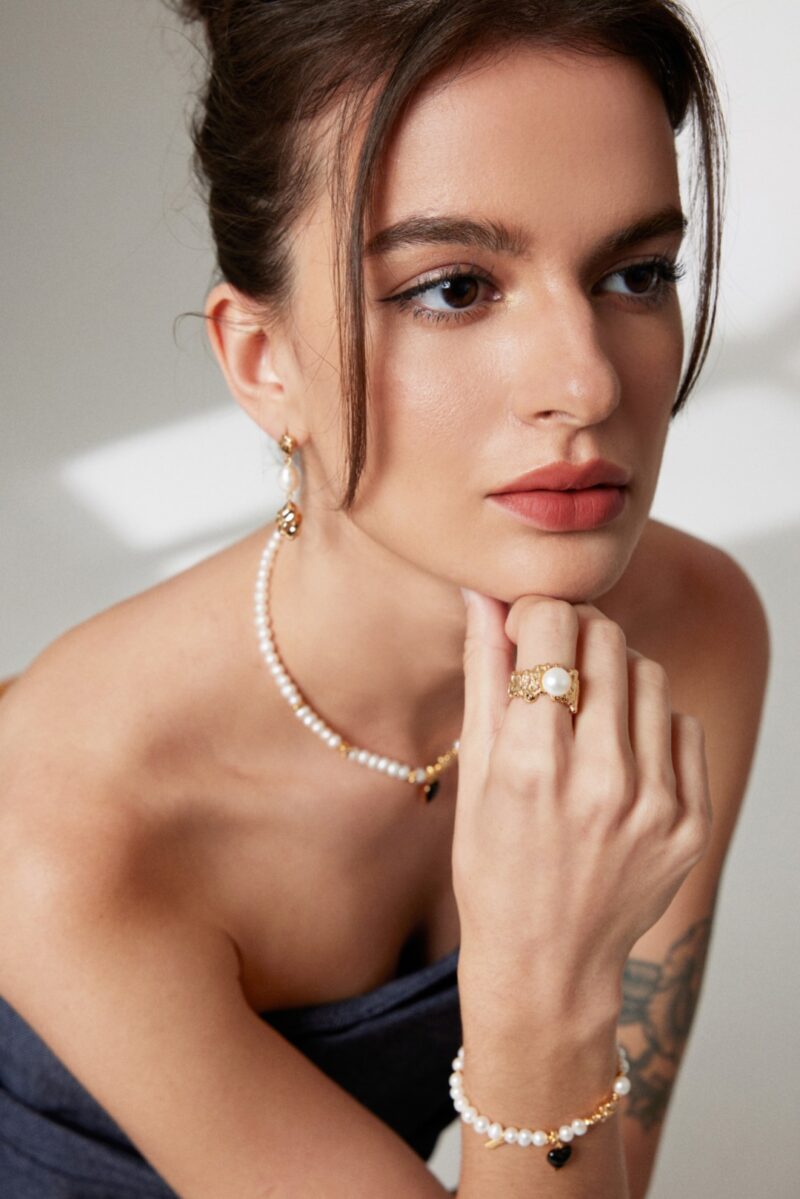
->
[[547, 1142, 573, 1168]]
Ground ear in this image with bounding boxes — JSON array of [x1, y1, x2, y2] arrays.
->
[[203, 282, 310, 445]]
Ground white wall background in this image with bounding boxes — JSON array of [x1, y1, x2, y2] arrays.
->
[[1, 2, 798, 1195]]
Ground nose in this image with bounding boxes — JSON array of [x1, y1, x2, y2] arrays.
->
[[510, 290, 621, 427]]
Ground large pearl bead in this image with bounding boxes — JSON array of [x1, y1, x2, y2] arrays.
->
[[541, 666, 571, 697], [280, 461, 300, 494]]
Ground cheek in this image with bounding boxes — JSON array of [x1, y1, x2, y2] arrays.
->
[[609, 301, 685, 401], [362, 320, 501, 484]]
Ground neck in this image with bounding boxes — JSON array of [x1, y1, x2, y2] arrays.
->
[[266, 517, 468, 769]]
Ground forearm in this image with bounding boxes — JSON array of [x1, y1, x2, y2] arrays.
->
[[454, 979, 628, 1199]]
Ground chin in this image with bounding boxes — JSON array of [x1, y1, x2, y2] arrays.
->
[[499, 537, 634, 607]]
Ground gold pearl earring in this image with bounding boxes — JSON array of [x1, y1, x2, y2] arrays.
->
[[275, 431, 302, 539]]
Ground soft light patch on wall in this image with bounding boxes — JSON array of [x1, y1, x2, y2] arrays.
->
[[651, 386, 800, 542], [59, 407, 281, 551]]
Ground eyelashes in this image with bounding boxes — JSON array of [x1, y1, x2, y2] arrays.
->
[[380, 256, 687, 326]]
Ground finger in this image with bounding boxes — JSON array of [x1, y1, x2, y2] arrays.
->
[[627, 650, 676, 793], [572, 606, 631, 760], [672, 713, 713, 833], [459, 588, 515, 774], [500, 596, 580, 750]]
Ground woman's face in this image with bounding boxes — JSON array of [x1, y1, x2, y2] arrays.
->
[[284, 45, 686, 604]]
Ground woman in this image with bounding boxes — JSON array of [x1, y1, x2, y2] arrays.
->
[[0, 1, 769, 1197]]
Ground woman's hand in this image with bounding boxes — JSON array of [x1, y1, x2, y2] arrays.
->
[[452, 590, 713, 1016]]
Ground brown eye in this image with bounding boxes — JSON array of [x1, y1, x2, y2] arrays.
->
[[598, 256, 684, 305], [621, 264, 659, 294], [439, 275, 481, 309], [383, 265, 500, 324]]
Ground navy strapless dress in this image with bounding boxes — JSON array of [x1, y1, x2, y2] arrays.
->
[[0, 946, 462, 1197]]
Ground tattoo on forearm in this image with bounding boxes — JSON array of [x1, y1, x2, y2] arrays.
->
[[618, 917, 712, 1132]]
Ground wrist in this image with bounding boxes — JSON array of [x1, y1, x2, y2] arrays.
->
[[457, 1015, 622, 1136], [457, 954, 623, 1041], [450, 1040, 630, 1162]]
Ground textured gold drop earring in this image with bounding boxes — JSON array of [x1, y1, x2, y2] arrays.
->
[[275, 431, 302, 539]]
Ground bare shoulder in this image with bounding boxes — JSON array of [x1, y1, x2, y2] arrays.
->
[[625, 517, 771, 671], [0, 523, 271, 918], [0, 522, 269, 743]]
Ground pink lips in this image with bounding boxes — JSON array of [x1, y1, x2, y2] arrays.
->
[[488, 457, 631, 531]]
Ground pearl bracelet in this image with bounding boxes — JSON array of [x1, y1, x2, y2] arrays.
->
[[449, 1042, 631, 1170]]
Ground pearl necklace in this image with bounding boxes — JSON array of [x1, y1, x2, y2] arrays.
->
[[253, 527, 460, 802]]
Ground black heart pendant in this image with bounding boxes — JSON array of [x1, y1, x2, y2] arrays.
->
[[547, 1143, 572, 1169], [422, 779, 440, 802]]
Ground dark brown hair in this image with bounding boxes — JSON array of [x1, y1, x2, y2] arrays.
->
[[169, 0, 727, 510]]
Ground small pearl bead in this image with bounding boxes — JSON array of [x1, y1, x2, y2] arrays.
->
[[572, 1119, 588, 1136], [378, 757, 389, 771], [462, 1107, 477, 1124], [449, 1073, 460, 1087], [614, 1076, 631, 1095], [517, 1129, 533, 1147], [474, 1116, 490, 1135], [487, 1122, 503, 1141], [532, 1130, 548, 1147], [503, 1128, 519, 1144], [454, 1098, 467, 1113], [368, 754, 379, 768], [387, 763, 399, 777], [414, 768, 427, 783], [558, 1125, 574, 1143], [329, 734, 341, 748]]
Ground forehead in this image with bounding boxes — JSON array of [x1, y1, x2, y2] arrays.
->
[[368, 45, 679, 244]]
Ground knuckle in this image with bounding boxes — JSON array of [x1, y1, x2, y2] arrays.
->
[[573, 601, 605, 621], [632, 655, 670, 690], [635, 776, 677, 820], [675, 711, 705, 740], [586, 751, 636, 804], [505, 596, 577, 643], [490, 737, 567, 797], [587, 616, 627, 650], [678, 815, 712, 864]]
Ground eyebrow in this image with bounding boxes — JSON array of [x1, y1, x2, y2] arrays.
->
[[363, 205, 688, 262]]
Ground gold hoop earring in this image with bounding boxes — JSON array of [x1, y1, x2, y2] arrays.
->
[[275, 431, 302, 539]]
